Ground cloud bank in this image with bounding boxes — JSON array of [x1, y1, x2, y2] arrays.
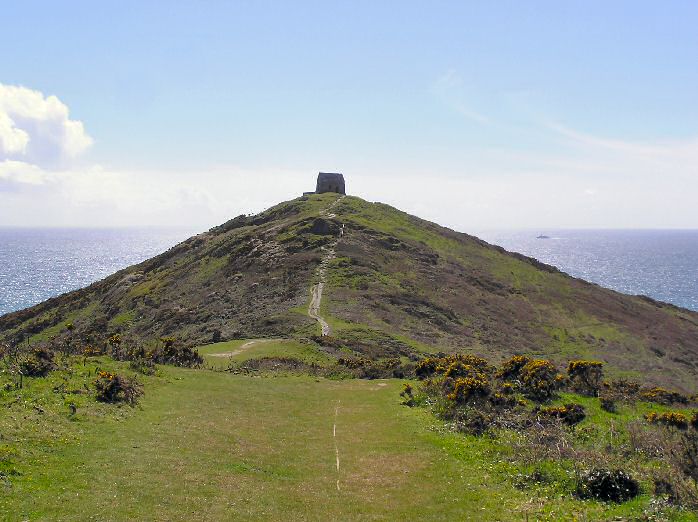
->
[[0, 84, 93, 172]]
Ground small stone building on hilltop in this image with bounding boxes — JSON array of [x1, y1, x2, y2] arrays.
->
[[315, 172, 345, 194]]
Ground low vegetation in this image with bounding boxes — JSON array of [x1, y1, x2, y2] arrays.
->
[[409, 353, 698, 513]]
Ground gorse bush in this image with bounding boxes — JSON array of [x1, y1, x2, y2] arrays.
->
[[408, 349, 698, 510], [415, 354, 492, 380], [567, 360, 604, 396], [447, 376, 490, 405], [641, 387, 689, 406], [19, 347, 57, 377], [153, 337, 203, 367], [646, 411, 690, 430], [94, 371, 142, 405], [539, 403, 586, 426], [496, 355, 531, 381], [519, 359, 559, 401], [400, 382, 415, 406]]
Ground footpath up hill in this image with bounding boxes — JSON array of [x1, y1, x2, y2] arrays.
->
[[1, 193, 697, 391]]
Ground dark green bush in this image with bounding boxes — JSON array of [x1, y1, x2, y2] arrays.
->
[[576, 469, 639, 503], [20, 347, 56, 377], [567, 360, 604, 396], [539, 403, 586, 426]]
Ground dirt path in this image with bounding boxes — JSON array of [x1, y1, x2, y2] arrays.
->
[[207, 338, 280, 358], [333, 400, 341, 491], [308, 195, 345, 336]]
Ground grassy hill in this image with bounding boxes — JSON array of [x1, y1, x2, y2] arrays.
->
[[2, 192, 697, 391], [2, 342, 696, 521], [2, 192, 698, 520]]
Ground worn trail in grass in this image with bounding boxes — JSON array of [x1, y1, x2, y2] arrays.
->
[[4, 369, 506, 520], [1, 366, 542, 521], [4, 356, 693, 521]]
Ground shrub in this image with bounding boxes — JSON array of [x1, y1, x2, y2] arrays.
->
[[449, 354, 492, 374], [82, 345, 103, 357], [94, 371, 142, 405], [490, 392, 517, 410], [673, 432, 698, 482], [576, 469, 640, 503], [129, 357, 156, 376], [692, 412, 698, 431], [151, 338, 203, 367], [454, 408, 493, 436], [653, 471, 698, 509], [443, 361, 487, 381], [400, 383, 415, 406], [415, 357, 440, 379], [645, 411, 689, 430], [600, 395, 617, 413], [19, 347, 56, 377], [539, 403, 586, 426], [447, 376, 490, 405], [603, 379, 641, 403], [567, 360, 604, 396], [641, 387, 689, 405], [497, 355, 531, 380], [519, 359, 559, 401]]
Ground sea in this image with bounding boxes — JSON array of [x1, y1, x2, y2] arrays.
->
[[0, 228, 696, 316]]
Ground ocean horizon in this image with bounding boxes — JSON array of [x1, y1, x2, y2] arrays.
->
[[1, 226, 697, 317]]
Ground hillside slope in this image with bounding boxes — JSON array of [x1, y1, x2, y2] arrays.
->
[[1, 193, 697, 391]]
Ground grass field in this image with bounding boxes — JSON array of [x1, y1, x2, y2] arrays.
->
[[2, 344, 697, 521]]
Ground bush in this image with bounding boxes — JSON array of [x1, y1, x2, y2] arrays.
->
[[641, 387, 689, 405], [400, 383, 415, 406], [151, 338, 203, 367], [19, 347, 56, 377], [603, 379, 641, 403], [672, 431, 698, 482], [599, 396, 617, 413], [645, 411, 690, 430], [415, 357, 440, 379], [454, 408, 493, 436], [653, 471, 698, 509], [539, 403, 586, 426], [415, 354, 491, 380], [129, 357, 156, 375], [576, 469, 640, 503], [519, 359, 559, 401], [94, 371, 142, 405], [447, 376, 490, 405], [443, 361, 487, 381], [567, 360, 604, 396], [692, 412, 698, 431], [489, 392, 517, 410], [496, 355, 531, 381]]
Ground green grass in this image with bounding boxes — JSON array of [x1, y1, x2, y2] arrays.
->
[[3, 355, 697, 520], [196, 338, 335, 369]]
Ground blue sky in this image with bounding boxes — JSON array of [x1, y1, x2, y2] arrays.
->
[[1, 1, 697, 229]]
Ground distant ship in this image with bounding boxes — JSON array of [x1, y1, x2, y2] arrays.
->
[[536, 235, 551, 239]]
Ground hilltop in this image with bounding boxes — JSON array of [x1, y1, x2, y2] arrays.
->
[[1, 192, 697, 392]]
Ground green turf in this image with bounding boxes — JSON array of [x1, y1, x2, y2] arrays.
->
[[197, 338, 335, 369], [3, 358, 697, 521]]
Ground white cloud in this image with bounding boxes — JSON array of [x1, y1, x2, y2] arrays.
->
[[0, 160, 50, 188], [0, 84, 93, 169]]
